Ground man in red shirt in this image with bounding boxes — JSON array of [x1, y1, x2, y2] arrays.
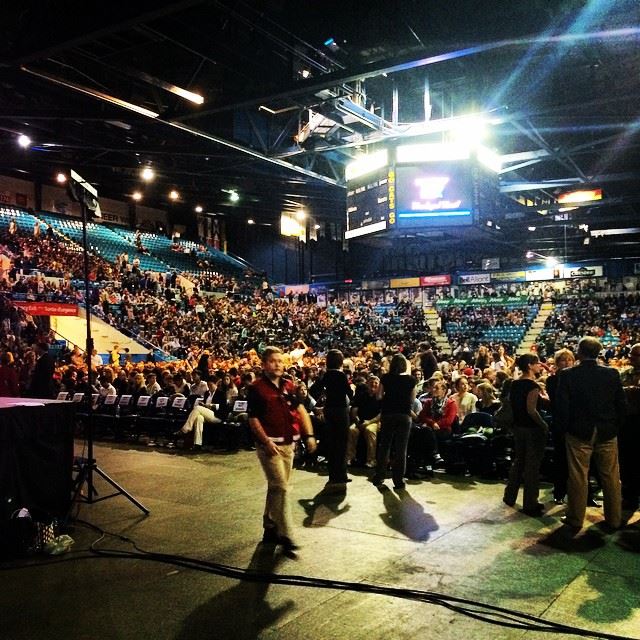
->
[[248, 346, 316, 554]]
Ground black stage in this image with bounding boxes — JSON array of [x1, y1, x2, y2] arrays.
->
[[0, 398, 75, 517]]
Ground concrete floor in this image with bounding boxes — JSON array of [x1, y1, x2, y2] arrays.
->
[[2, 441, 640, 640]]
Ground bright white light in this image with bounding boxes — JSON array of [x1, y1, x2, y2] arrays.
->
[[195, 205, 203, 213], [300, 69, 311, 79], [450, 115, 488, 145], [486, 220, 493, 227], [396, 142, 470, 164], [170, 86, 204, 105], [229, 190, 240, 202], [314, 224, 321, 230], [18, 134, 31, 148], [141, 167, 155, 182], [476, 145, 502, 172], [528, 226, 536, 231], [345, 149, 388, 181], [132, 191, 142, 201], [526, 251, 535, 259], [56, 172, 67, 184], [247, 218, 255, 225], [295, 209, 307, 221], [169, 190, 179, 201], [545, 257, 559, 267]]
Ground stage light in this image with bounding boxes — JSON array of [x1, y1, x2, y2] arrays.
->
[[247, 218, 255, 225], [396, 142, 470, 164], [132, 191, 143, 201], [314, 224, 321, 229], [486, 220, 493, 227], [296, 209, 307, 221], [300, 69, 311, 79], [56, 172, 67, 184], [141, 167, 155, 182], [169, 189, 179, 201], [345, 149, 388, 181], [526, 250, 535, 259], [169, 86, 204, 105], [195, 205, 203, 213], [451, 115, 488, 144], [229, 190, 239, 202], [528, 226, 536, 231], [324, 37, 335, 47], [18, 134, 31, 148]]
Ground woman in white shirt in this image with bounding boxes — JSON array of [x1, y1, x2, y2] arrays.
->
[[450, 376, 478, 422]]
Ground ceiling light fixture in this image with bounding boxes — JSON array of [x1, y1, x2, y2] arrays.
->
[[247, 218, 255, 225], [169, 190, 179, 201], [56, 172, 67, 184], [132, 191, 143, 201], [229, 190, 240, 203], [195, 205, 203, 213], [18, 134, 31, 148], [141, 167, 155, 182]]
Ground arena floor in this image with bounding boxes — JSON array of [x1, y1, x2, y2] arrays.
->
[[3, 441, 640, 640]]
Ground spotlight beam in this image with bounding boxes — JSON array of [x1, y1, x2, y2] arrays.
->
[[174, 27, 640, 120]]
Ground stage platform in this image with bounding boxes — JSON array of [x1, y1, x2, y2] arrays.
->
[[1, 440, 639, 640]]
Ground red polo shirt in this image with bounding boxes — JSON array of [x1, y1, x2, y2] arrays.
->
[[247, 375, 301, 444]]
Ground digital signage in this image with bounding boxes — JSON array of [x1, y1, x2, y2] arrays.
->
[[395, 162, 474, 228], [345, 167, 391, 239]]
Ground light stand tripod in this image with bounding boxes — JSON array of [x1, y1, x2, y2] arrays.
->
[[68, 170, 148, 517]]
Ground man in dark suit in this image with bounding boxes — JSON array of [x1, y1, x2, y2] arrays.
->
[[556, 336, 626, 531], [28, 342, 56, 399]]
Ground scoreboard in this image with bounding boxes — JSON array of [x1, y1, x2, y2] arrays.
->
[[345, 168, 393, 239], [344, 142, 499, 239]]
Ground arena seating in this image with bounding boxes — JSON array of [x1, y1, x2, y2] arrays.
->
[[436, 299, 539, 348], [36, 212, 168, 272], [111, 228, 245, 276]]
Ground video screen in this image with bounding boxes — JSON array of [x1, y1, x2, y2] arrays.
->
[[395, 162, 473, 228], [345, 169, 390, 239]]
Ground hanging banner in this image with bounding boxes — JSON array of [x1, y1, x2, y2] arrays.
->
[[361, 279, 390, 290], [490, 271, 526, 282], [13, 301, 79, 316], [420, 274, 451, 286], [563, 265, 603, 278], [390, 277, 420, 288], [458, 273, 491, 285], [436, 296, 526, 307]]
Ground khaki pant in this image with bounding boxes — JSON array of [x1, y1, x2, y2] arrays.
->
[[181, 406, 221, 445], [256, 443, 295, 540], [565, 432, 621, 528], [346, 420, 380, 466]]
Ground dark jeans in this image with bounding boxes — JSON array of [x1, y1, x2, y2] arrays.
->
[[324, 406, 350, 483], [619, 414, 640, 506], [503, 425, 547, 511], [375, 413, 411, 486]]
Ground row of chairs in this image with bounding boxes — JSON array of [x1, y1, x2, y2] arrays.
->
[[63, 392, 247, 448]]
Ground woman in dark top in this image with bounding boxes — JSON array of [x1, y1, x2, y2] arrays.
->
[[372, 353, 417, 490], [503, 353, 549, 516], [316, 349, 353, 488]]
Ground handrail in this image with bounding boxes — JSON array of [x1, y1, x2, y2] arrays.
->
[[50, 328, 85, 352]]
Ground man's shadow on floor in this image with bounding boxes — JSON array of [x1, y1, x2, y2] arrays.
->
[[299, 488, 351, 527], [175, 544, 293, 640], [378, 486, 439, 542]]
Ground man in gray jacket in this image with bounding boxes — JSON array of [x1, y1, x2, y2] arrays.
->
[[556, 337, 626, 531]]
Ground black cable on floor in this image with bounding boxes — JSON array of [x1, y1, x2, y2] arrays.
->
[[1, 519, 635, 640]]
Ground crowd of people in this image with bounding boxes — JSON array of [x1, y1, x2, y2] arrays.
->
[[3, 216, 640, 551]]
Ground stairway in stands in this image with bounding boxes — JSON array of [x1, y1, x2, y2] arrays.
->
[[423, 302, 453, 355], [516, 301, 554, 355]]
